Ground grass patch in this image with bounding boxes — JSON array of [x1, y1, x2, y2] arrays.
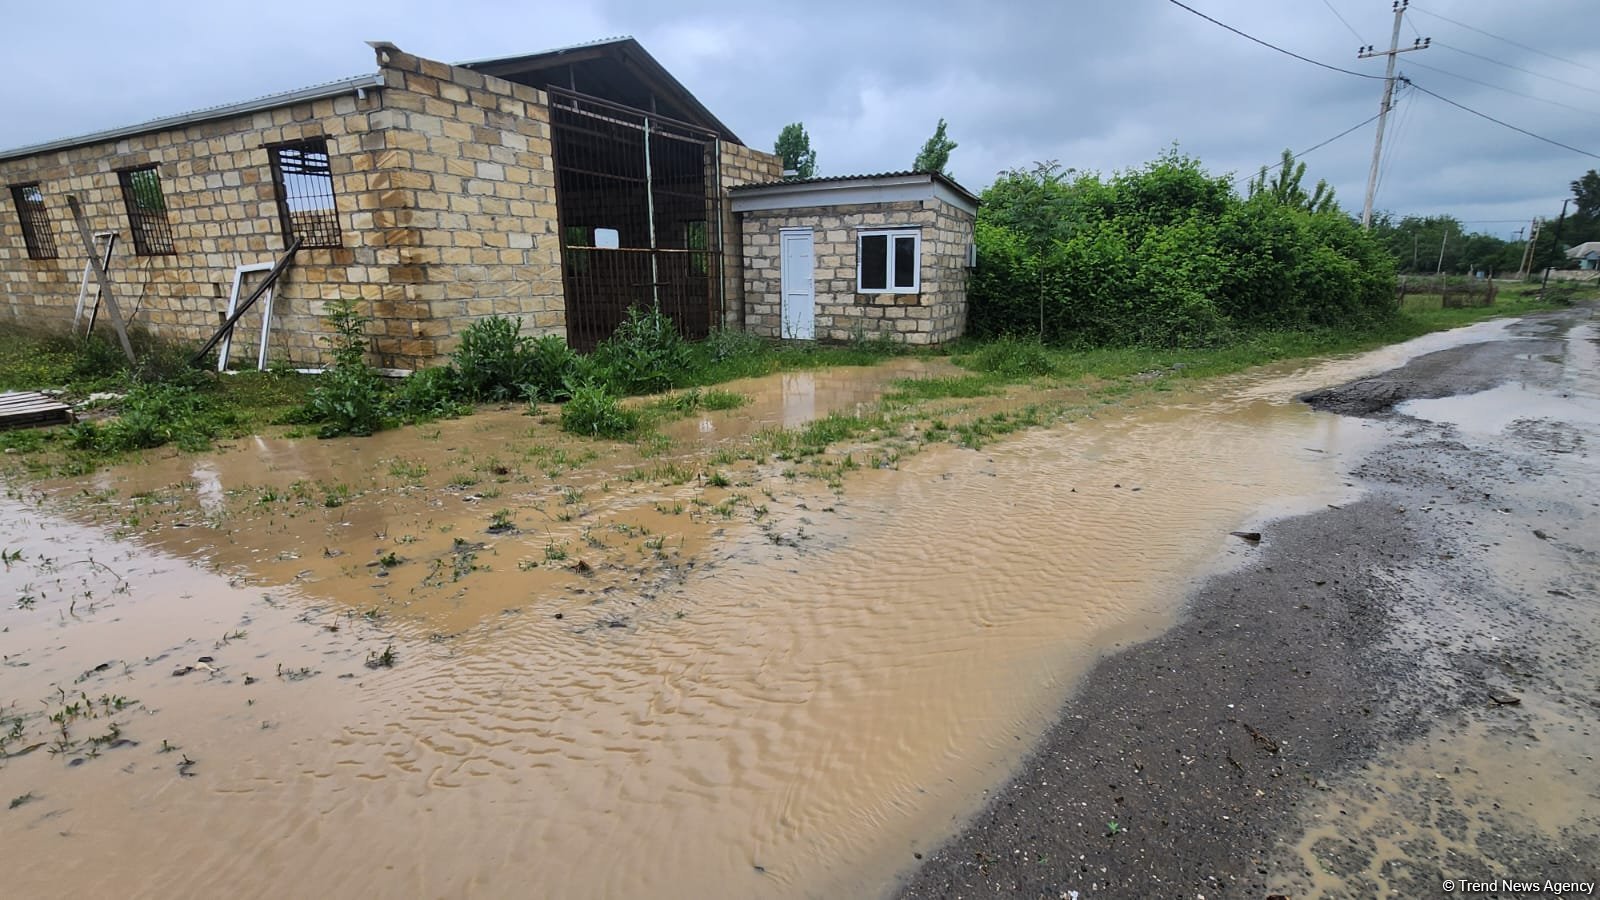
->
[[886, 374, 997, 401]]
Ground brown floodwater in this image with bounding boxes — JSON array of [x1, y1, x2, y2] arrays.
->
[[0, 323, 1519, 898]]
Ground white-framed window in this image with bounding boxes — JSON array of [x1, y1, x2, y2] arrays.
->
[[857, 228, 920, 293]]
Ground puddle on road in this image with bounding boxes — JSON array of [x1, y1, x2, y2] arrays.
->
[[2, 324, 1523, 899], [1273, 312, 1600, 898], [1397, 320, 1600, 435]]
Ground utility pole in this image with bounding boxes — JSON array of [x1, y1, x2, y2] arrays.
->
[[1518, 218, 1542, 279], [1359, 1, 1430, 230]]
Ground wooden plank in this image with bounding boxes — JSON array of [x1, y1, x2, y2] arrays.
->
[[192, 238, 301, 364], [66, 196, 136, 366], [0, 391, 72, 430]]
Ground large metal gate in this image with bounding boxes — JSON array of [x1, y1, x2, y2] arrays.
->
[[549, 89, 723, 351]]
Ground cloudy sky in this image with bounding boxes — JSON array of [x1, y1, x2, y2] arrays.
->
[[4, 0, 1597, 238]]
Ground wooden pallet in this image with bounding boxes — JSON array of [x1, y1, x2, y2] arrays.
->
[[0, 391, 74, 431]]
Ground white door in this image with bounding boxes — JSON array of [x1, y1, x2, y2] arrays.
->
[[779, 228, 815, 340]]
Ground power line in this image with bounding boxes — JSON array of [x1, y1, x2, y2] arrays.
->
[[1258, 109, 1387, 175], [1409, 5, 1600, 76], [1403, 59, 1600, 117], [1404, 79, 1600, 160], [1317, 0, 1365, 43], [1433, 41, 1600, 98], [1165, 0, 1385, 80]]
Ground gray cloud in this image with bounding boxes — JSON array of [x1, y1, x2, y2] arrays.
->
[[3, 0, 1596, 235]]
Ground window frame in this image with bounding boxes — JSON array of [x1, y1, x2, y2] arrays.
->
[[267, 137, 343, 249], [856, 228, 921, 294], [116, 164, 176, 256], [9, 182, 58, 260]]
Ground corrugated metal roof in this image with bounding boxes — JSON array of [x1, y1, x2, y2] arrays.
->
[[730, 170, 980, 204], [0, 73, 384, 162], [1565, 240, 1600, 258], [458, 36, 742, 145], [454, 35, 635, 68]]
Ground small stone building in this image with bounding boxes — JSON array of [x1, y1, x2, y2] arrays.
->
[[730, 172, 978, 345]]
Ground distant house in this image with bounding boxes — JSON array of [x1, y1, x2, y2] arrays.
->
[[1565, 241, 1600, 270], [0, 37, 977, 369]]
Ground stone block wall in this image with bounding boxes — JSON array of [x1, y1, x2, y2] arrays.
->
[[363, 47, 564, 368], [716, 143, 783, 329], [0, 89, 387, 365], [0, 45, 564, 370], [739, 197, 973, 345]]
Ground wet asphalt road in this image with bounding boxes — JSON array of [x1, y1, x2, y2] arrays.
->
[[897, 307, 1600, 899]]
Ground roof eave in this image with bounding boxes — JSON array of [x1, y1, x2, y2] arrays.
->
[[0, 73, 385, 163], [459, 37, 743, 145]]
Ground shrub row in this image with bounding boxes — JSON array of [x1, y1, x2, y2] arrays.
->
[[297, 303, 764, 439], [970, 151, 1398, 347]]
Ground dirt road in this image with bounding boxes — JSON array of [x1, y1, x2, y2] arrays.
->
[[899, 306, 1600, 898]]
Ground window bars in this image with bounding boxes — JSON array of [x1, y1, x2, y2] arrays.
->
[[269, 139, 342, 249], [9, 183, 57, 259], [116, 166, 176, 255]]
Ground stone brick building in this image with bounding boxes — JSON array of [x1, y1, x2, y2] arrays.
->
[[730, 173, 978, 345], [0, 38, 975, 369]]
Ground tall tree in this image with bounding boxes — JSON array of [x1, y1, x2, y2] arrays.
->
[[913, 119, 958, 176], [773, 123, 817, 179], [1571, 170, 1600, 219], [1247, 150, 1336, 214]]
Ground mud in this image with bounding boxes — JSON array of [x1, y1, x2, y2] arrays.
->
[[1296, 312, 1569, 417], [899, 306, 1600, 897], [5, 310, 1596, 898]]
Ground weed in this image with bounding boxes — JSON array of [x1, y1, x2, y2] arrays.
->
[[701, 389, 748, 411], [560, 381, 639, 438], [962, 336, 1056, 378], [544, 542, 569, 561], [378, 551, 402, 568], [387, 459, 429, 481], [706, 471, 732, 488], [487, 509, 516, 533], [365, 644, 397, 669], [9, 792, 36, 810], [298, 299, 387, 438], [321, 483, 351, 509], [591, 303, 693, 394]]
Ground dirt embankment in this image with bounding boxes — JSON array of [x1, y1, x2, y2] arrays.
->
[[898, 308, 1600, 898]]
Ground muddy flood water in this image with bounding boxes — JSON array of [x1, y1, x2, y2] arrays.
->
[[0, 321, 1527, 898]]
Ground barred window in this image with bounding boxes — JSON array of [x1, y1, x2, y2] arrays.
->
[[9, 183, 57, 259], [269, 138, 342, 248], [117, 166, 176, 255]]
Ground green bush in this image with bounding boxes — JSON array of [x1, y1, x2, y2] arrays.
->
[[962, 335, 1056, 377], [450, 318, 581, 403], [700, 327, 766, 363], [452, 316, 534, 402], [969, 150, 1398, 347], [559, 381, 639, 438], [73, 383, 241, 453], [591, 303, 693, 394], [386, 366, 468, 422], [300, 299, 387, 438]]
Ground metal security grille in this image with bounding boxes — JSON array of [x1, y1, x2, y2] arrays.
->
[[9, 183, 57, 259], [549, 88, 722, 351], [269, 139, 342, 248], [116, 166, 176, 256]]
